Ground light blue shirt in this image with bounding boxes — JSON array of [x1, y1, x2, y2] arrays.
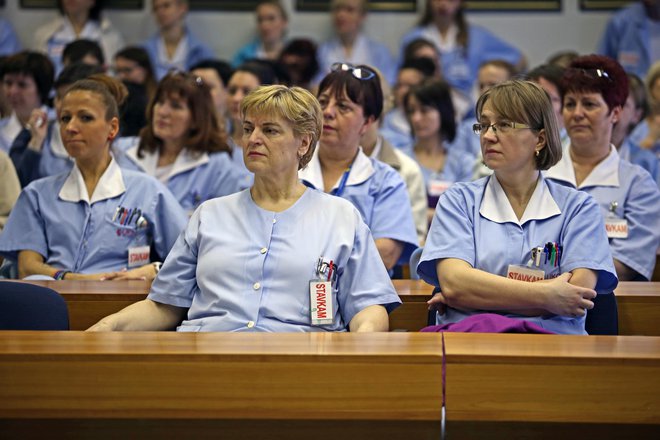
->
[[148, 188, 401, 332], [400, 23, 523, 98], [0, 158, 187, 272], [143, 27, 215, 80], [122, 140, 250, 214], [0, 113, 23, 153], [546, 145, 660, 281], [418, 174, 617, 335], [379, 107, 414, 156], [0, 18, 21, 56], [628, 120, 660, 158], [315, 33, 397, 85], [299, 148, 419, 265], [618, 136, 659, 188]]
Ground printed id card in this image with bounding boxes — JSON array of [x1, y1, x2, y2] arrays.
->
[[128, 245, 150, 268], [309, 281, 334, 325], [507, 264, 545, 282]]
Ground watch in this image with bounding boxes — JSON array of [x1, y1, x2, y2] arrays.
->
[[153, 262, 162, 274]]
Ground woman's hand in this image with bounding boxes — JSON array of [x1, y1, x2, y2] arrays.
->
[[427, 290, 447, 314], [86, 316, 117, 332], [541, 272, 597, 317], [26, 109, 48, 152], [102, 263, 157, 281]]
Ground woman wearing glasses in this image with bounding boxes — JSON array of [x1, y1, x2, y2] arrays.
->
[[299, 63, 418, 271], [545, 55, 660, 281], [417, 80, 617, 335], [120, 71, 249, 214], [88, 85, 400, 332]]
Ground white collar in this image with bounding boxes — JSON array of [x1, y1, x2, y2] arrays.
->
[[1, 112, 23, 141], [126, 145, 209, 180], [368, 136, 383, 159], [158, 33, 189, 65], [49, 120, 70, 158], [299, 145, 374, 190], [545, 144, 620, 188], [424, 23, 458, 52], [59, 156, 125, 204], [480, 174, 561, 226]]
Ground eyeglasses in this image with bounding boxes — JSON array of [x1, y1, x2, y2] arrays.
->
[[165, 68, 205, 87], [473, 121, 532, 135], [331, 62, 376, 80], [569, 68, 613, 82]]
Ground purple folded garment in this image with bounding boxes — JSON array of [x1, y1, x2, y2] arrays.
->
[[420, 313, 555, 334]]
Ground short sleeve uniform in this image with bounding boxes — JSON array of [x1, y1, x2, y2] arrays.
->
[[546, 145, 660, 280], [299, 148, 419, 265], [0, 159, 187, 272], [417, 175, 618, 335], [148, 188, 401, 332]]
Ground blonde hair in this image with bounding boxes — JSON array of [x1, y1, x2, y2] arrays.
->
[[241, 85, 322, 169], [476, 80, 562, 170]]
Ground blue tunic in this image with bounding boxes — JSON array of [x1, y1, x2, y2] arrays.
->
[[0, 159, 187, 273], [148, 188, 401, 332], [418, 175, 618, 335], [142, 27, 215, 80]]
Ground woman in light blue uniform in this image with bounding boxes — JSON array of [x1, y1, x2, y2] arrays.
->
[[121, 71, 249, 214], [418, 80, 617, 335], [399, 0, 525, 100], [0, 74, 187, 281], [546, 55, 660, 281], [299, 63, 418, 271], [88, 85, 400, 332], [403, 78, 473, 217], [231, 1, 288, 67]]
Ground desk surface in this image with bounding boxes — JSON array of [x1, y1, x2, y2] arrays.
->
[[0, 332, 658, 425]]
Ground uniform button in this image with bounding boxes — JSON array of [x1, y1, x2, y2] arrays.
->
[[260, 247, 267, 254], [253, 282, 261, 290], [247, 321, 255, 328], [273, 218, 277, 224]]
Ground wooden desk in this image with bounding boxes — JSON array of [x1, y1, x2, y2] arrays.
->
[[0, 332, 658, 439], [14, 280, 660, 336]]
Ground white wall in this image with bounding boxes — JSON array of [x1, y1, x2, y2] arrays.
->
[[1, 0, 614, 69]]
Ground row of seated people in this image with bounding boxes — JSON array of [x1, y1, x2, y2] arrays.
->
[[0, 50, 659, 336]]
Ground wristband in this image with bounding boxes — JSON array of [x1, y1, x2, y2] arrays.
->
[[152, 262, 162, 274], [53, 270, 70, 280]]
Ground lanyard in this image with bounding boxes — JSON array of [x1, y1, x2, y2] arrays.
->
[[331, 164, 353, 197]]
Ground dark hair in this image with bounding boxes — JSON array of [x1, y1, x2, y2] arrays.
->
[[419, 2, 468, 49], [120, 81, 149, 137], [403, 38, 438, 63], [62, 39, 105, 66], [114, 46, 157, 94], [64, 73, 127, 120], [2, 51, 55, 104], [404, 79, 456, 143], [317, 65, 383, 120], [278, 39, 319, 86], [479, 59, 517, 78], [560, 54, 628, 111], [628, 73, 649, 120], [546, 50, 579, 69], [526, 63, 564, 94], [399, 57, 437, 79], [138, 71, 230, 157], [190, 59, 234, 88], [57, 0, 104, 22], [55, 62, 104, 90], [235, 60, 279, 86]]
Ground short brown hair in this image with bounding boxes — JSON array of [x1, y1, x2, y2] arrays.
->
[[476, 80, 562, 170]]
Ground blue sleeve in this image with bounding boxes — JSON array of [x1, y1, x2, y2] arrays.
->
[[149, 184, 189, 262], [471, 25, 522, 66], [0, 186, 48, 261], [147, 206, 200, 309], [208, 153, 251, 197], [8, 128, 42, 187], [369, 169, 419, 263], [558, 192, 618, 294], [232, 41, 258, 67], [417, 185, 476, 286], [0, 20, 21, 56], [370, 40, 396, 85], [337, 208, 401, 325], [596, 14, 619, 58], [611, 171, 660, 280]]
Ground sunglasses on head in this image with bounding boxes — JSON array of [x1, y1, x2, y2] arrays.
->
[[331, 62, 376, 81]]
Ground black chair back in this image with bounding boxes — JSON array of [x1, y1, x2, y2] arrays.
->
[[585, 292, 618, 335], [0, 281, 69, 330]]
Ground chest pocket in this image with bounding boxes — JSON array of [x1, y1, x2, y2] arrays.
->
[[102, 217, 150, 253]]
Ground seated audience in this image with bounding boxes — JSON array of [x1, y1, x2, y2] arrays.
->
[[526, 63, 567, 145], [0, 74, 186, 281], [62, 38, 105, 68], [0, 18, 21, 57], [545, 55, 660, 281], [628, 61, 660, 156], [34, 0, 123, 74], [88, 84, 400, 332], [418, 79, 618, 335], [0, 150, 20, 231], [113, 46, 157, 99], [315, 0, 396, 85], [278, 38, 319, 91], [0, 51, 54, 153], [232, 0, 288, 67], [144, 0, 214, 80], [120, 71, 248, 214], [190, 58, 234, 134], [299, 63, 418, 270]]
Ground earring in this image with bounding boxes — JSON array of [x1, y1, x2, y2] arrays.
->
[[535, 150, 540, 157]]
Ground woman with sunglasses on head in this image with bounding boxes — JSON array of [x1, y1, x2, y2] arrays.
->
[[299, 63, 418, 271], [120, 70, 249, 214], [418, 80, 618, 335], [0, 74, 186, 281], [88, 85, 400, 332], [545, 55, 660, 281]]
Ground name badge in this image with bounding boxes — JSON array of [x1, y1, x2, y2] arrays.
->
[[309, 281, 334, 325], [605, 218, 628, 238], [507, 265, 545, 282], [428, 179, 452, 197], [128, 245, 150, 268]]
